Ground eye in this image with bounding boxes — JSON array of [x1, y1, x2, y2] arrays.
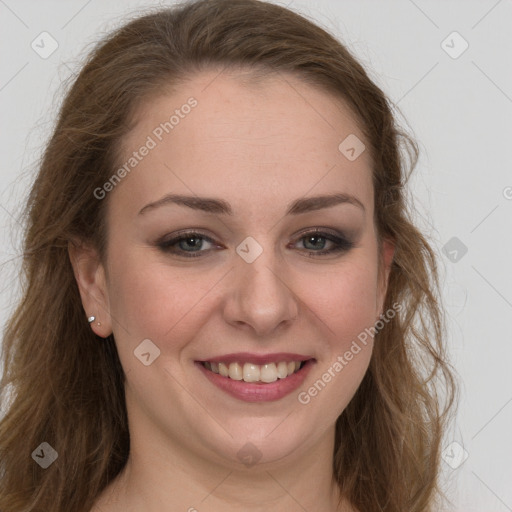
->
[[291, 228, 354, 257], [157, 231, 219, 258]]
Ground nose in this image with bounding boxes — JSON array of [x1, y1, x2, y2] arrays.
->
[[223, 249, 299, 338]]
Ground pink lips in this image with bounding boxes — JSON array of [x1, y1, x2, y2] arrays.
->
[[195, 355, 315, 403]]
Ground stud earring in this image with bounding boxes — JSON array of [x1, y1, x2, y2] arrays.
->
[[87, 315, 101, 326]]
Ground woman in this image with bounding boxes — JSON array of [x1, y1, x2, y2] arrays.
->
[[0, 0, 457, 510]]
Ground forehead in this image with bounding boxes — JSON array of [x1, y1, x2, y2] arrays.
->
[[114, 69, 374, 218]]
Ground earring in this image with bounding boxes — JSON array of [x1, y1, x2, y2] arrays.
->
[[87, 315, 101, 326]]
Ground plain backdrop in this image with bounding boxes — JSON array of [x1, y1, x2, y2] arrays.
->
[[1, 1, 511, 510]]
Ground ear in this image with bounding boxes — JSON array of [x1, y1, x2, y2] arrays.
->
[[376, 237, 395, 317], [68, 238, 112, 338]]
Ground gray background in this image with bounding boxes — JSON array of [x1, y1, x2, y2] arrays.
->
[[1, 0, 511, 509]]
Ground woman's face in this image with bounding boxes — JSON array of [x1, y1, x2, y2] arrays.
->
[[84, 69, 394, 468]]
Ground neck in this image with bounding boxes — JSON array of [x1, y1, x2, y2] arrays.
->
[[95, 422, 349, 511]]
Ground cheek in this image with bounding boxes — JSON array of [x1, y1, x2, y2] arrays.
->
[[299, 257, 380, 343], [297, 258, 377, 414], [299, 257, 379, 382], [292, 259, 379, 425], [107, 246, 225, 342]]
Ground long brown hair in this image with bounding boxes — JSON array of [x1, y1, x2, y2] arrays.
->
[[0, 1, 457, 510]]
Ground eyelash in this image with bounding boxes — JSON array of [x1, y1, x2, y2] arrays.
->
[[156, 228, 354, 259]]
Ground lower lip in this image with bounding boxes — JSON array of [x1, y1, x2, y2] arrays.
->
[[195, 360, 315, 402]]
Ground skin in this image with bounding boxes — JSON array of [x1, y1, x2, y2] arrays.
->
[[70, 69, 394, 512]]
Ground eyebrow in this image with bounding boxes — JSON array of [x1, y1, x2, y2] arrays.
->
[[138, 192, 365, 216]]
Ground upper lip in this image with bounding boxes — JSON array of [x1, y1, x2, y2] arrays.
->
[[197, 352, 315, 365]]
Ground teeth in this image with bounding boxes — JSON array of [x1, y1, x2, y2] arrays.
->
[[243, 363, 260, 382], [276, 361, 288, 379], [260, 363, 278, 383], [218, 362, 229, 377], [204, 360, 304, 383], [228, 362, 243, 380]]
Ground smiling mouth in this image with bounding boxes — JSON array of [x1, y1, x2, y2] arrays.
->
[[200, 360, 309, 384]]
